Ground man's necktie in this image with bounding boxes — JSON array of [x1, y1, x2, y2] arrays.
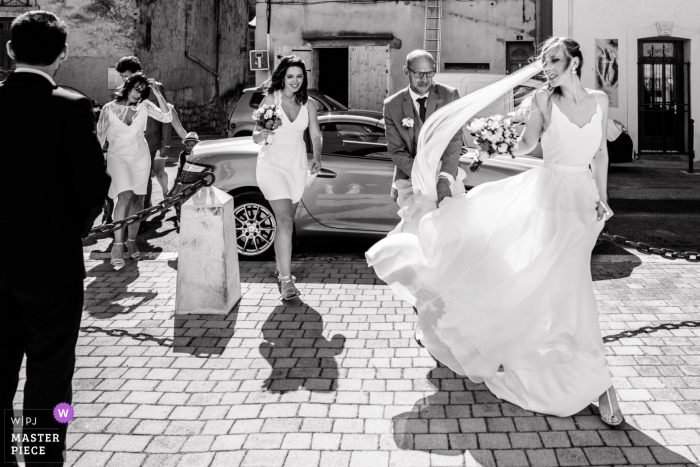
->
[[417, 97, 427, 122]]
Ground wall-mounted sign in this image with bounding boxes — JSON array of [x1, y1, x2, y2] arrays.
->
[[656, 21, 673, 36], [249, 50, 269, 71], [595, 39, 618, 107]]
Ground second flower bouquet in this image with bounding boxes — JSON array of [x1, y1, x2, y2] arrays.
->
[[252, 104, 283, 145]]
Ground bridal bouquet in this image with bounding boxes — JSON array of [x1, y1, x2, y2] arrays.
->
[[466, 114, 519, 172], [252, 104, 283, 145]]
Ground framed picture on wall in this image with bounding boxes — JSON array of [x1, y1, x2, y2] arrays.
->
[[595, 39, 619, 107]]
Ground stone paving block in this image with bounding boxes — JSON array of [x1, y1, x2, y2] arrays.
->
[[72, 451, 112, 467], [556, 447, 590, 466], [105, 452, 147, 467], [583, 447, 627, 465], [211, 451, 245, 467], [320, 450, 351, 467], [525, 449, 559, 467], [241, 449, 287, 467], [103, 435, 151, 452], [176, 452, 215, 467]]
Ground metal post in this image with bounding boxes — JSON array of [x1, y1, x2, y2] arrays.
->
[[266, 0, 272, 79], [689, 119, 695, 174]]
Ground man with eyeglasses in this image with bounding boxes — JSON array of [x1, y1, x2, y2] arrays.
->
[[384, 50, 463, 206]]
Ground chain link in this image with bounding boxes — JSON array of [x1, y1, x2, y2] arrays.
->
[[603, 321, 700, 343], [84, 172, 215, 239], [598, 232, 700, 262]]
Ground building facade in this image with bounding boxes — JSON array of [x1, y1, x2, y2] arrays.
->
[[554, 0, 698, 158], [255, 0, 552, 111], [0, 0, 253, 134]]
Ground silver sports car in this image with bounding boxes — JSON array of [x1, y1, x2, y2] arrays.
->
[[180, 110, 542, 259]]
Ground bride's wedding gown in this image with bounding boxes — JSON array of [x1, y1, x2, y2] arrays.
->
[[367, 93, 612, 417]]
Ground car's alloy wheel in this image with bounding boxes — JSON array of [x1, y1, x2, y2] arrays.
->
[[233, 192, 276, 259]]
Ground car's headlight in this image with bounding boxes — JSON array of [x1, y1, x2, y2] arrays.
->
[[181, 162, 212, 183]]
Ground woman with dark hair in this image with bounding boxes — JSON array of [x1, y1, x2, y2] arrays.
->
[[367, 37, 623, 425], [253, 55, 322, 300], [97, 72, 172, 266]]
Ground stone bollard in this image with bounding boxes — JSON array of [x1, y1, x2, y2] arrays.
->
[[176, 186, 241, 314]]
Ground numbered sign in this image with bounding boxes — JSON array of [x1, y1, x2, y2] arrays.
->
[[249, 50, 270, 71]]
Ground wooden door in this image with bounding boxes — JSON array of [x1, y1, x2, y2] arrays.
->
[[348, 46, 391, 111], [274, 45, 319, 89]]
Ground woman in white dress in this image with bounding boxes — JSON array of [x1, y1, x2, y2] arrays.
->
[[253, 56, 322, 300], [366, 37, 623, 425], [97, 73, 172, 266]]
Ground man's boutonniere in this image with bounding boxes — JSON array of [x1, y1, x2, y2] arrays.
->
[[402, 118, 414, 128]]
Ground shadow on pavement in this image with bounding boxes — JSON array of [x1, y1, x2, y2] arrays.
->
[[392, 367, 695, 465], [172, 305, 239, 358], [259, 303, 346, 393], [83, 261, 156, 319]]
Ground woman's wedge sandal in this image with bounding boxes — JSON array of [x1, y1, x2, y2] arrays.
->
[[126, 239, 142, 260], [278, 274, 301, 300], [111, 243, 125, 267]]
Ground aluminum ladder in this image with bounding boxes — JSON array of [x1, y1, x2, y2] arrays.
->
[[424, 0, 442, 71]]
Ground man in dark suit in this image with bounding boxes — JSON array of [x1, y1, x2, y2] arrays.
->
[[383, 50, 463, 206], [0, 11, 110, 466], [116, 56, 172, 211]]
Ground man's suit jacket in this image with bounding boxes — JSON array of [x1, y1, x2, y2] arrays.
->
[[0, 72, 111, 291], [144, 81, 172, 153], [384, 83, 463, 182]]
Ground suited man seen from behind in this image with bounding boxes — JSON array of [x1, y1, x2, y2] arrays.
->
[[0, 11, 110, 466], [383, 50, 463, 206]]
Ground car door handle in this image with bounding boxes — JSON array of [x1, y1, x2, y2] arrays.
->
[[317, 169, 337, 178]]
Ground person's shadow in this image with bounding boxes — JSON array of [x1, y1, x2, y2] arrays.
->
[[392, 367, 696, 464], [83, 260, 156, 319], [259, 303, 346, 392]]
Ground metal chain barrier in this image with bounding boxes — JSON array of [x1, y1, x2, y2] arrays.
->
[[85, 172, 215, 239], [598, 231, 700, 262], [603, 321, 700, 343]]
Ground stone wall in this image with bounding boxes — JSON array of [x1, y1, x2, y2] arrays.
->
[[134, 0, 250, 135]]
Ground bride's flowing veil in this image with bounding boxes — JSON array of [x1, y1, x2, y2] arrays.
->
[[411, 60, 544, 201]]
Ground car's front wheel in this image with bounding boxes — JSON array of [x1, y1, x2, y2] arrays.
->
[[232, 191, 276, 260]]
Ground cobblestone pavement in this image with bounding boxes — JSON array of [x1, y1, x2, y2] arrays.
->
[[14, 257, 700, 467]]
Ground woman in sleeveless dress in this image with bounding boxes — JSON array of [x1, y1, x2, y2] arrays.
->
[[253, 56, 322, 300], [366, 38, 623, 424], [97, 73, 172, 267]]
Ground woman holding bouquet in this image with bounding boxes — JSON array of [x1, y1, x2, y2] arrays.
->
[[253, 55, 322, 300], [366, 37, 623, 425]]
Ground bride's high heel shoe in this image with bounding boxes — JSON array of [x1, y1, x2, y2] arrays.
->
[[599, 386, 624, 426]]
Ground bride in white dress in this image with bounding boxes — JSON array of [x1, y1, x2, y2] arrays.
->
[[366, 37, 623, 424]]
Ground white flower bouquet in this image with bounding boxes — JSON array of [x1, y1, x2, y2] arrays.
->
[[252, 104, 283, 145], [465, 114, 519, 172]]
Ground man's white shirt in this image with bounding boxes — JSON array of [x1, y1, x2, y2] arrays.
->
[[14, 67, 56, 86]]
